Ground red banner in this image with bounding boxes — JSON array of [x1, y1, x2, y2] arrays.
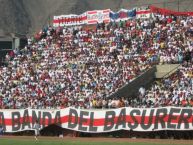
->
[[150, 5, 193, 16]]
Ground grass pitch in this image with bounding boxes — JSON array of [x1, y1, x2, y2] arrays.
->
[[0, 137, 193, 145]]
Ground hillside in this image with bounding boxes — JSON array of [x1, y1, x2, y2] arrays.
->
[[0, 0, 192, 35]]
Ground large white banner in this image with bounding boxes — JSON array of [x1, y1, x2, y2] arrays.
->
[[1, 107, 193, 133]]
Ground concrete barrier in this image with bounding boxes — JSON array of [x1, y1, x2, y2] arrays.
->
[[108, 66, 156, 99]]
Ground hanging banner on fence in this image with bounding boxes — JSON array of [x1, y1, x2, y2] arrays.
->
[[136, 6, 152, 19], [110, 9, 136, 22], [149, 5, 193, 16], [86, 9, 111, 24], [53, 6, 193, 27], [1, 107, 193, 133], [53, 13, 87, 27]]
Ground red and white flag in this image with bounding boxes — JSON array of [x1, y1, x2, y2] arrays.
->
[[86, 9, 111, 24]]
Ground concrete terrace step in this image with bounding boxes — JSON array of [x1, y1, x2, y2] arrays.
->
[[155, 64, 181, 79]]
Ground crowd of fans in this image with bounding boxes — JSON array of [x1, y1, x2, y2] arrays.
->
[[136, 64, 193, 108], [0, 13, 192, 109]]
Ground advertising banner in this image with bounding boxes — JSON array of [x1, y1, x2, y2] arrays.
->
[[86, 9, 111, 24], [136, 6, 151, 19], [53, 13, 87, 27]]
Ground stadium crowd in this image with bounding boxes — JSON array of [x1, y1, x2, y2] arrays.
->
[[0, 13, 192, 109], [134, 64, 193, 108]]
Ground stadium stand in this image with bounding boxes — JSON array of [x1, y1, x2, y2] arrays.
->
[[0, 11, 192, 109]]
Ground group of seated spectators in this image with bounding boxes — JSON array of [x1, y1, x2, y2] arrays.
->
[[0, 12, 192, 109], [136, 64, 193, 108]]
